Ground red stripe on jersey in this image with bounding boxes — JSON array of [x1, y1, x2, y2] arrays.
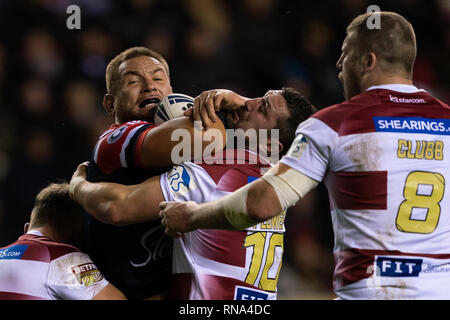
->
[[326, 171, 387, 210], [200, 149, 270, 188], [14, 234, 79, 262], [313, 89, 450, 136], [334, 248, 450, 288], [196, 230, 246, 267], [134, 126, 155, 167], [95, 121, 154, 174], [0, 291, 45, 300]]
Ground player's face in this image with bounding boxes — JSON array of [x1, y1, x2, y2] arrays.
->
[[225, 90, 289, 132], [114, 56, 173, 123], [336, 32, 363, 100]]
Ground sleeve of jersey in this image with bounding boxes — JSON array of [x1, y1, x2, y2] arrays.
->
[[93, 122, 156, 174], [279, 117, 338, 182], [46, 251, 109, 300], [160, 162, 216, 203]]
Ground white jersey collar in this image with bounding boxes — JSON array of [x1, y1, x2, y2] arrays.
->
[[366, 84, 426, 93], [27, 230, 44, 237]]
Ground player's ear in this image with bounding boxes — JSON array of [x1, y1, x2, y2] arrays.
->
[[24, 222, 30, 234], [361, 52, 377, 73], [103, 93, 115, 115]]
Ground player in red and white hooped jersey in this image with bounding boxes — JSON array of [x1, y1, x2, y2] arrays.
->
[[159, 12, 450, 299], [161, 150, 284, 300], [0, 183, 124, 300], [281, 83, 450, 299]]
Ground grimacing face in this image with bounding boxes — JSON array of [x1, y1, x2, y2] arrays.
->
[[336, 31, 363, 100], [113, 56, 173, 123], [224, 90, 290, 132]]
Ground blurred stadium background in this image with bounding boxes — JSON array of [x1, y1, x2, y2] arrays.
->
[[0, 0, 448, 299]]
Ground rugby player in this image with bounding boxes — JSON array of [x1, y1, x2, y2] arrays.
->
[[160, 11, 450, 299], [70, 88, 316, 299]]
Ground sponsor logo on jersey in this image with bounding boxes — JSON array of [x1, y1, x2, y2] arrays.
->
[[71, 263, 103, 287], [234, 286, 269, 300], [168, 165, 191, 192], [373, 117, 450, 135], [107, 126, 128, 144], [375, 256, 422, 277], [0, 245, 28, 260], [286, 134, 308, 159], [388, 94, 426, 104]]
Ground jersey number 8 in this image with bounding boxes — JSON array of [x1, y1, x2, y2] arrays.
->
[[396, 171, 445, 234]]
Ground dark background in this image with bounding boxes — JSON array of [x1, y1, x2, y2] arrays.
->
[[0, 0, 448, 299]]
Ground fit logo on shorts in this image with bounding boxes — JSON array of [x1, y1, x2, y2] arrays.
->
[[0, 245, 28, 260], [234, 286, 269, 300], [376, 257, 422, 277], [71, 263, 103, 287]]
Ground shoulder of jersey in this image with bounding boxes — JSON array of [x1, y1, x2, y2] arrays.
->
[[9, 234, 80, 263]]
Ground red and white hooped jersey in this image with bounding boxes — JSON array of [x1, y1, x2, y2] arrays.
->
[[0, 231, 109, 300], [280, 84, 450, 299], [160, 150, 286, 300]]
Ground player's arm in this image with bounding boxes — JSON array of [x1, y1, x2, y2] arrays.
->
[[159, 162, 319, 235], [70, 162, 164, 226], [92, 283, 127, 300], [140, 116, 226, 167]]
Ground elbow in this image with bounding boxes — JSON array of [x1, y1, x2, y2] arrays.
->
[[103, 202, 130, 226], [246, 199, 280, 223]]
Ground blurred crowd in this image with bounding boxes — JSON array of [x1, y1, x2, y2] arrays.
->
[[0, 0, 448, 299]]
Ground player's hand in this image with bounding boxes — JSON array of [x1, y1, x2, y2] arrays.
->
[[159, 201, 200, 237], [186, 89, 248, 130], [69, 161, 89, 200]]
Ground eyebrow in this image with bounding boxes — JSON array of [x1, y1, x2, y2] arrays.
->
[[122, 67, 166, 77]]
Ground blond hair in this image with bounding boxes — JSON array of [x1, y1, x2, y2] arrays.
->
[[347, 11, 417, 75]]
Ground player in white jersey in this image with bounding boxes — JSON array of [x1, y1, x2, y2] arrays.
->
[[69, 88, 316, 299], [0, 183, 125, 300], [159, 12, 450, 299]]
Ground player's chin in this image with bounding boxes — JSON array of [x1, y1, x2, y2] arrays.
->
[[135, 107, 157, 123]]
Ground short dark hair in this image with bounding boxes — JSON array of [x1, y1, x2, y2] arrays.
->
[[30, 182, 84, 246], [105, 46, 170, 95], [278, 87, 317, 156], [347, 11, 416, 76]]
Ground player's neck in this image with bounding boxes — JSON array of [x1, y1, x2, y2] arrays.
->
[[28, 225, 58, 242], [361, 73, 413, 92]]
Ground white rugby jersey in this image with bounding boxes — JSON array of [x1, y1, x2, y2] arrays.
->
[[0, 230, 109, 300], [280, 84, 450, 299], [160, 150, 285, 300]]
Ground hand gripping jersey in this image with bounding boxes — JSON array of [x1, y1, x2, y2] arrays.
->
[[160, 150, 286, 300], [280, 84, 450, 299], [87, 120, 172, 299], [0, 231, 108, 300]]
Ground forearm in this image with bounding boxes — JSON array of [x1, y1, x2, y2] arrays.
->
[[141, 117, 226, 167], [190, 178, 282, 231], [72, 180, 128, 225]]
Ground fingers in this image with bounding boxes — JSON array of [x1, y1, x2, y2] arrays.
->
[[193, 91, 220, 130], [159, 201, 182, 238], [184, 108, 193, 118]]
